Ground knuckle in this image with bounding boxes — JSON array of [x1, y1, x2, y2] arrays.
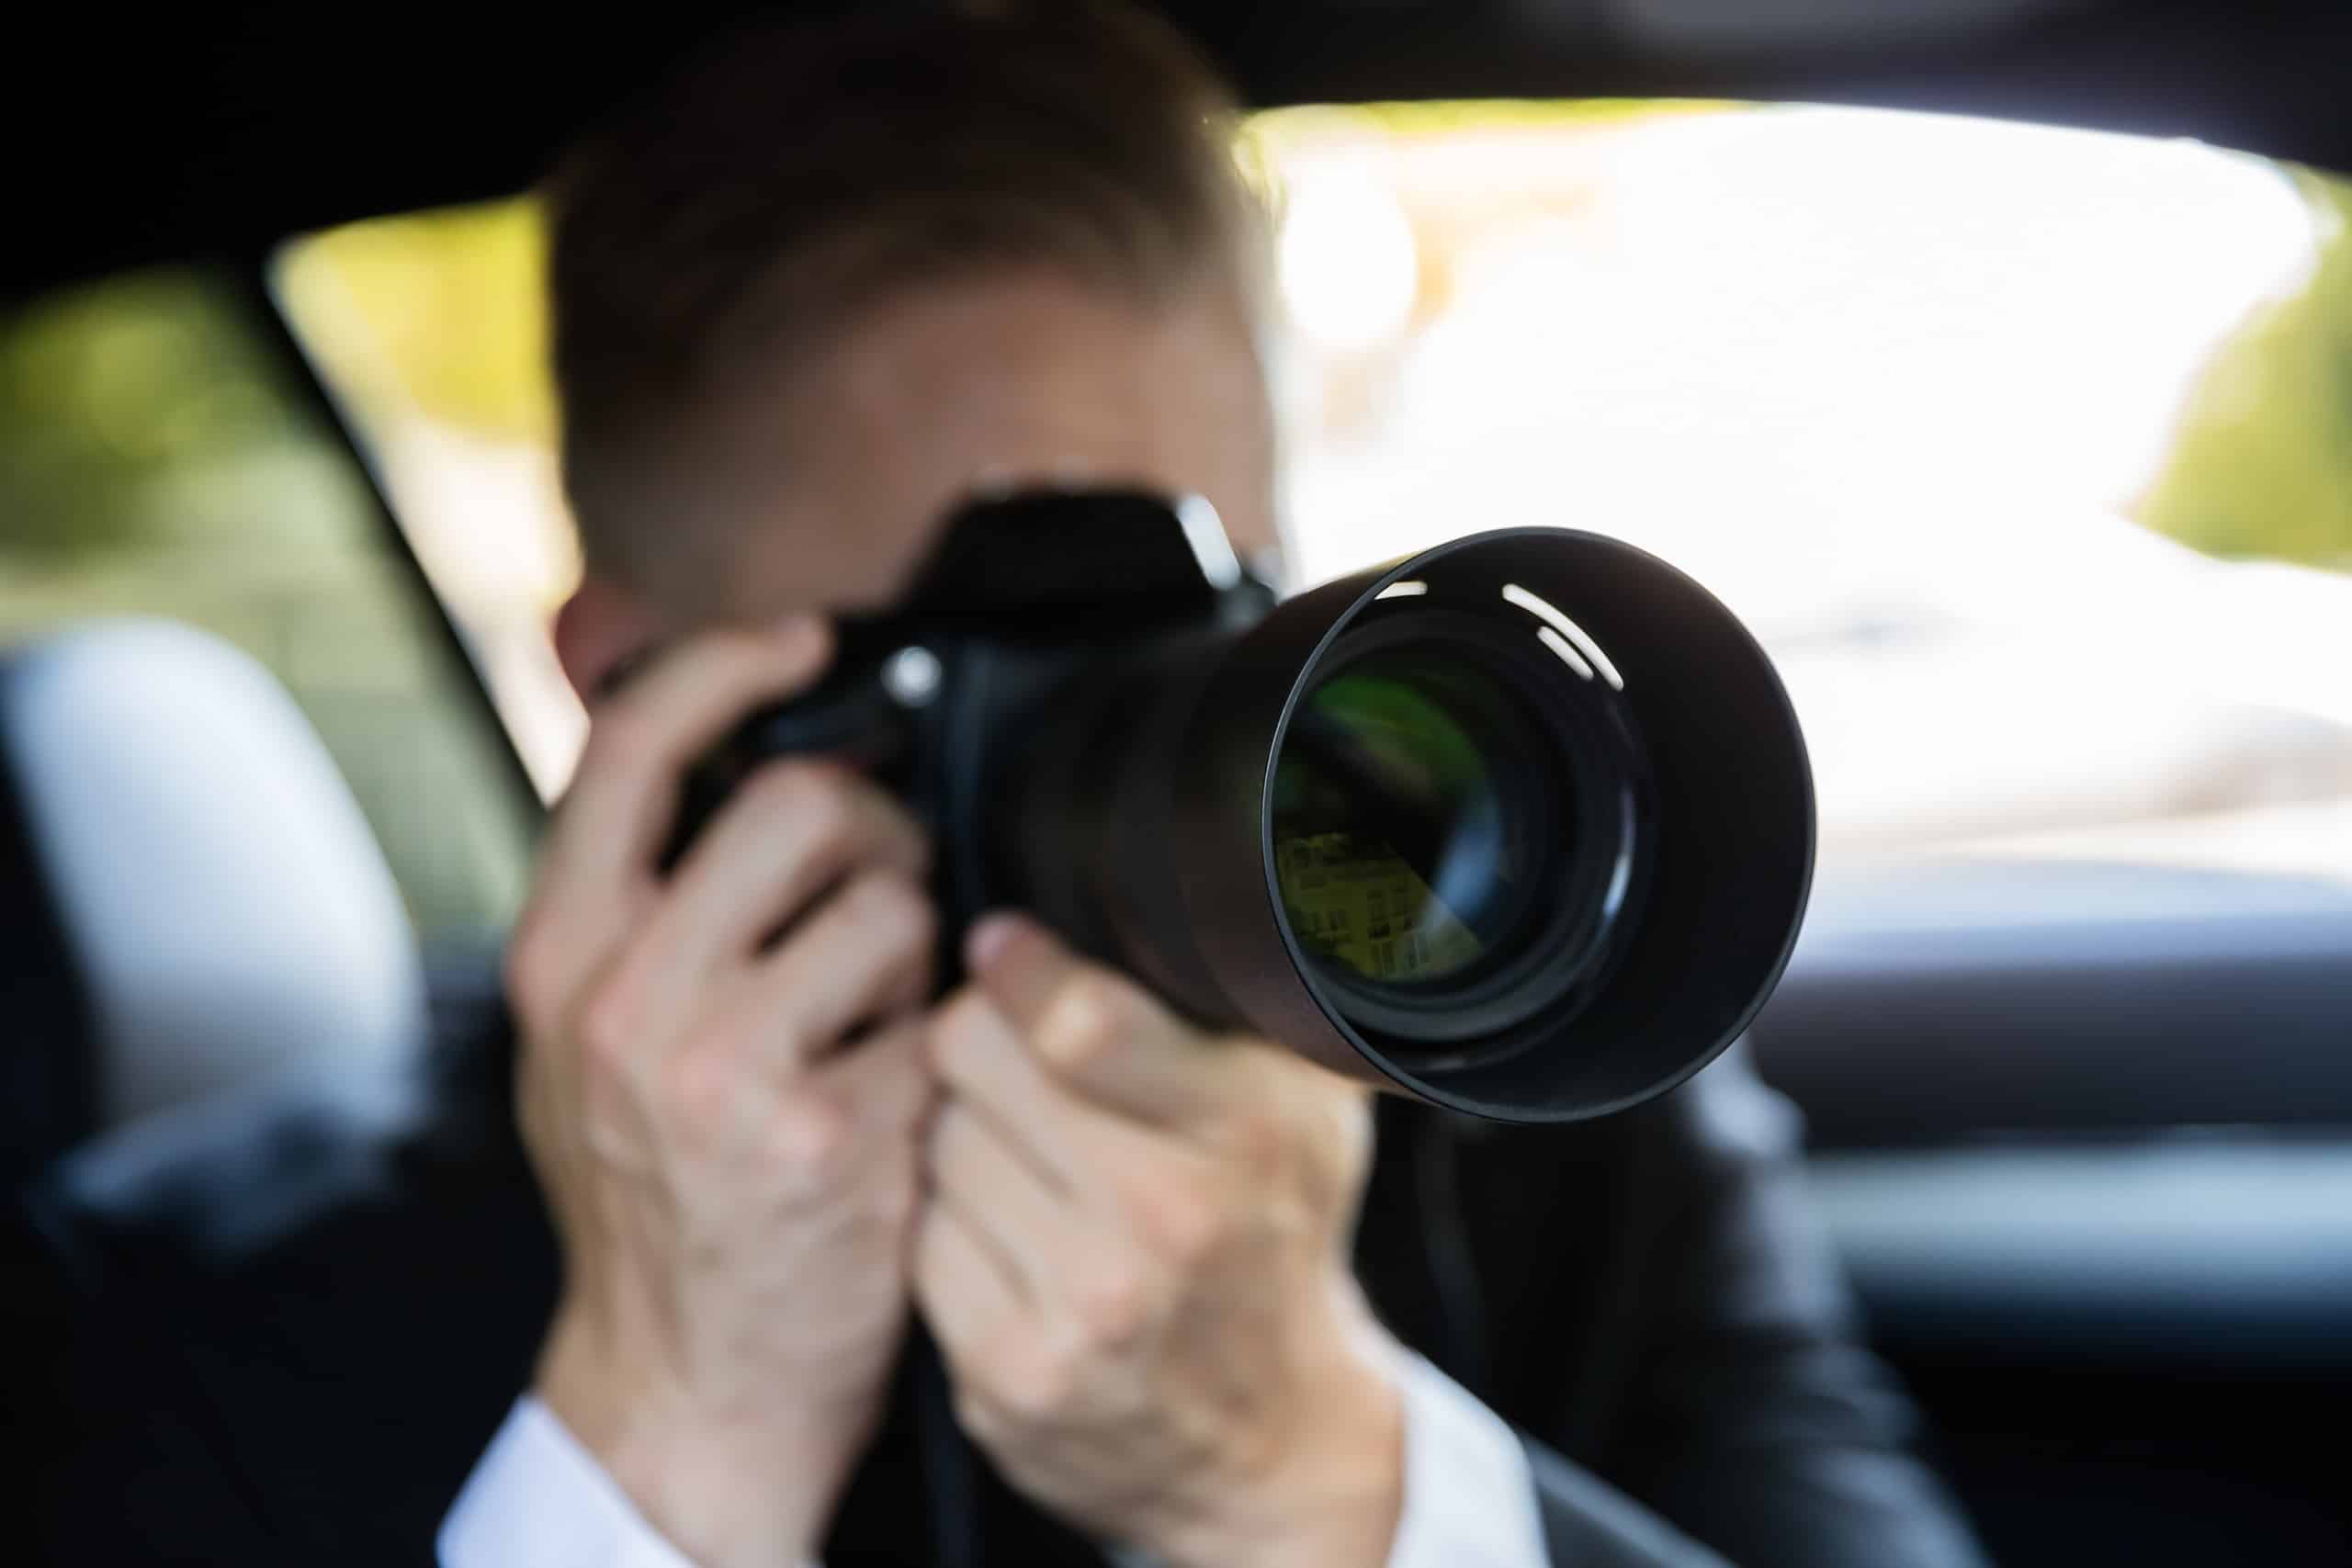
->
[[1038, 976, 1126, 1077], [1138, 1186, 1221, 1267], [774, 1087, 853, 1178], [660, 1043, 739, 1134], [572, 982, 645, 1079], [998, 1339, 1075, 1422], [1071, 1259, 1151, 1347], [1225, 1109, 1288, 1178]]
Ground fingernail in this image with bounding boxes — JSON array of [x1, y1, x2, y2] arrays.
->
[[774, 615, 820, 652], [966, 910, 1026, 972]]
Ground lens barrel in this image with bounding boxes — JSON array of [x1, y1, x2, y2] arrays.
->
[[1004, 526, 1814, 1122]]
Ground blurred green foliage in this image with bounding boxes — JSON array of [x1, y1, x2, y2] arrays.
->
[[0, 270, 534, 937], [0, 274, 322, 560], [2134, 170, 2352, 572]]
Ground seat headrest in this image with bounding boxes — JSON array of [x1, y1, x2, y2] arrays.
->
[[0, 619, 427, 1174]]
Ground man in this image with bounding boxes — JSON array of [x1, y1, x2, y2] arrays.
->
[[16, 5, 1986, 1565]]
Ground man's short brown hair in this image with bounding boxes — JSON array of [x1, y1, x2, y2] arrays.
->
[[547, 0, 1266, 589]]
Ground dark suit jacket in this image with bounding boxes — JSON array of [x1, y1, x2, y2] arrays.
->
[[7, 1014, 1987, 1566]]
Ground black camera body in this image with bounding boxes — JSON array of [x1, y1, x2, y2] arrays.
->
[[672, 489, 1272, 933], [674, 489, 1814, 1123]]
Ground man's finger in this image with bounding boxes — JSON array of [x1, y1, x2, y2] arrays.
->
[[926, 987, 1088, 1187], [924, 1100, 1080, 1294], [639, 761, 929, 1012], [542, 617, 834, 917], [707, 869, 937, 1074], [965, 912, 1227, 1127], [812, 1016, 935, 1145], [913, 1200, 1025, 1368]]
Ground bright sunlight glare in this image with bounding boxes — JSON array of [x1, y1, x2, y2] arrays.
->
[[1275, 155, 1421, 354], [1282, 106, 2324, 598]]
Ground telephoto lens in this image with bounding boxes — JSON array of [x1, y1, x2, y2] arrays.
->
[[1006, 525, 1814, 1123]]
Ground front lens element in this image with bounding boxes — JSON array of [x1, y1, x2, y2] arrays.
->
[[1271, 653, 1549, 990]]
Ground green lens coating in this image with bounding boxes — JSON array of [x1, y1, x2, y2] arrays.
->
[[1272, 660, 1530, 987]]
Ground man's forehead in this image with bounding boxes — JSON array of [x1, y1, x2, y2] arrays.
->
[[698, 267, 1278, 625]]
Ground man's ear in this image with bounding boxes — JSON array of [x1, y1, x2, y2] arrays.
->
[[552, 575, 662, 706]]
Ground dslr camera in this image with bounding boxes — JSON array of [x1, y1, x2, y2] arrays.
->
[[673, 490, 1812, 1122]]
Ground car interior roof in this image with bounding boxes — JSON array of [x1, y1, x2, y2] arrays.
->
[[9, 0, 2352, 304]]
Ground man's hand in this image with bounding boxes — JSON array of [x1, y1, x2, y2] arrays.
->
[[507, 618, 936, 1568], [915, 913, 1406, 1568]]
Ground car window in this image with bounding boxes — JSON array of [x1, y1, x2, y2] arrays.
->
[[0, 269, 537, 940], [277, 100, 2352, 879]]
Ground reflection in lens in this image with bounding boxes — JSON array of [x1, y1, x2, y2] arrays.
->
[[1272, 654, 1548, 991]]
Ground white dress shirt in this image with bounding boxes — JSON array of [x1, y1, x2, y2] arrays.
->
[[440, 1350, 1548, 1567]]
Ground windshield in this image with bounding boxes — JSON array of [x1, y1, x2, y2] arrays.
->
[[277, 100, 2352, 877]]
